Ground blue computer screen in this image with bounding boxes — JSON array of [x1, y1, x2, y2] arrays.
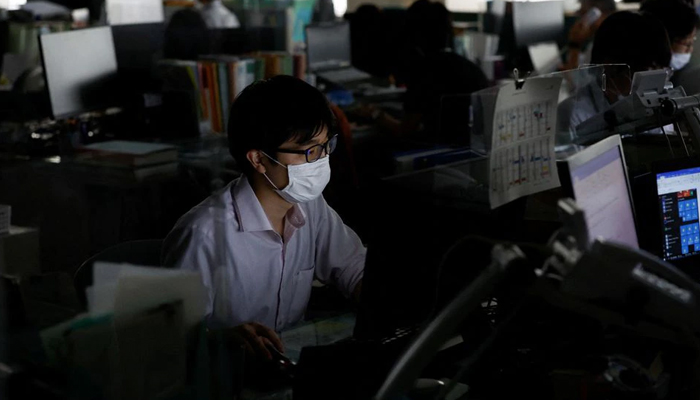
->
[[656, 166, 700, 261]]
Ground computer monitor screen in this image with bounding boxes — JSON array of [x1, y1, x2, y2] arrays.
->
[[656, 166, 700, 261], [512, 0, 564, 47], [106, 0, 164, 25], [112, 23, 164, 72], [40, 26, 119, 119], [528, 41, 560, 75], [567, 135, 639, 249], [306, 22, 351, 71]]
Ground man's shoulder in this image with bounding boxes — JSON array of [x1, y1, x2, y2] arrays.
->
[[172, 181, 240, 238], [299, 195, 336, 226]]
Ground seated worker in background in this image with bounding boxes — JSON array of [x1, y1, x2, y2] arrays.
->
[[562, 0, 617, 70], [347, 4, 390, 78], [641, 0, 699, 72], [162, 76, 366, 361], [556, 11, 671, 146], [197, 0, 241, 29], [353, 1, 488, 143]]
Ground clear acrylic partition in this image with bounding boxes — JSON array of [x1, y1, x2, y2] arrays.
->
[[537, 64, 631, 158]]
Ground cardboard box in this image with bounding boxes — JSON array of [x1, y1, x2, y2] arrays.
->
[[0, 226, 40, 277]]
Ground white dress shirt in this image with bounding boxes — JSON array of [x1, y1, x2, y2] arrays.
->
[[199, 0, 241, 29], [162, 176, 365, 332]]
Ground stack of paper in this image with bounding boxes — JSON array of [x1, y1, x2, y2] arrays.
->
[[73, 141, 179, 181], [40, 263, 207, 399], [87, 262, 207, 328]]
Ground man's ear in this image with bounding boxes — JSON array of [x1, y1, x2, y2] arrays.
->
[[246, 150, 267, 174]]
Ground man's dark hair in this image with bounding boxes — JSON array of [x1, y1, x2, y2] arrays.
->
[[641, 0, 700, 43], [227, 75, 336, 175], [164, 9, 210, 60], [591, 11, 672, 72]]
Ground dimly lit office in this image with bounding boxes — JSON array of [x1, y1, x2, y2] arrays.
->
[[4, 0, 700, 398]]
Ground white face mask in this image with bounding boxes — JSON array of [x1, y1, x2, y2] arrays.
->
[[671, 52, 692, 71], [261, 153, 331, 204]]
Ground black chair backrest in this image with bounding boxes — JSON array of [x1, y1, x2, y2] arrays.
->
[[74, 239, 164, 308]]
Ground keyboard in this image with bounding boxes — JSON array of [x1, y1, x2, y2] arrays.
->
[[317, 67, 372, 84]]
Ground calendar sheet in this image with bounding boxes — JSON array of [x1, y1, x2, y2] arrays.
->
[[489, 77, 563, 208]]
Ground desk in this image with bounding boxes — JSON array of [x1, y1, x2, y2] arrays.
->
[[0, 135, 239, 275]]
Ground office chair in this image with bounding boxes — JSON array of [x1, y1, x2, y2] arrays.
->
[[73, 239, 164, 308]]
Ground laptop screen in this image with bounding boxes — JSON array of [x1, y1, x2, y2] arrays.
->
[[656, 166, 700, 261], [567, 135, 639, 249], [306, 22, 351, 71]]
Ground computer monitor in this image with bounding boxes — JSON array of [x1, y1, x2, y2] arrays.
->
[[40, 26, 119, 119], [305, 21, 352, 71], [563, 134, 639, 249], [112, 23, 164, 92], [656, 165, 700, 261], [209, 28, 250, 55], [112, 23, 164, 71], [106, 0, 164, 25], [528, 41, 560, 75], [512, 0, 564, 47]]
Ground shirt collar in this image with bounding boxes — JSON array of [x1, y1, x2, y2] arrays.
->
[[231, 176, 307, 232]]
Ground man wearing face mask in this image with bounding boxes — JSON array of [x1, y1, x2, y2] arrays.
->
[[162, 76, 365, 362], [641, 0, 699, 73]]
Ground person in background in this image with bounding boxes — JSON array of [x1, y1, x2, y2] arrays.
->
[[562, 0, 617, 70], [353, 1, 489, 143], [162, 76, 365, 363], [347, 4, 389, 78], [313, 0, 337, 22], [556, 11, 672, 146], [641, 0, 699, 73], [198, 0, 241, 29]]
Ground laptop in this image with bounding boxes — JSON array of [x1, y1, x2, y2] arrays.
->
[[305, 21, 371, 85], [558, 135, 639, 249]]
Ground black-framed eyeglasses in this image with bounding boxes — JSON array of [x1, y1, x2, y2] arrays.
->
[[275, 135, 338, 163], [674, 36, 697, 51]]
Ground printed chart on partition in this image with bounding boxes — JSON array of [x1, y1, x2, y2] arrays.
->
[[489, 77, 562, 209]]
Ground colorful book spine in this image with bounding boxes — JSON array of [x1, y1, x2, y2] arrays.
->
[[218, 62, 230, 129], [206, 64, 220, 133], [197, 63, 209, 120]]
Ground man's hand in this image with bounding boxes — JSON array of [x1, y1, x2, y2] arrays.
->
[[227, 322, 285, 361]]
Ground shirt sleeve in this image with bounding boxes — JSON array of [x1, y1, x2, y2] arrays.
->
[[162, 226, 217, 319], [312, 197, 366, 298]]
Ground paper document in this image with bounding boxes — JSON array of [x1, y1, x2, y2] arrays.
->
[[489, 77, 562, 208], [89, 262, 207, 328]]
